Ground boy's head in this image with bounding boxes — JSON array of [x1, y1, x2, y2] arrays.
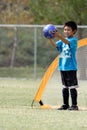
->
[[64, 21, 77, 32], [63, 21, 77, 37]]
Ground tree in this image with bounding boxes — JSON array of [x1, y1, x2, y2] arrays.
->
[[0, 0, 33, 24], [29, 0, 87, 25], [0, 0, 87, 24]]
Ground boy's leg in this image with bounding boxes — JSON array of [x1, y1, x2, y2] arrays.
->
[[62, 88, 69, 106], [58, 87, 69, 110], [69, 88, 78, 110], [70, 88, 77, 106], [58, 71, 70, 110], [60, 71, 69, 106]]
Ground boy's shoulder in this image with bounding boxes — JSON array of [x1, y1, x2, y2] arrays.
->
[[67, 37, 77, 40], [67, 37, 78, 43]]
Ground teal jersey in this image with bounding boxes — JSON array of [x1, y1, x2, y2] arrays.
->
[[56, 37, 78, 71]]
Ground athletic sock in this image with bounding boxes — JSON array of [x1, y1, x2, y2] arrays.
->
[[62, 88, 69, 106], [70, 88, 77, 106]]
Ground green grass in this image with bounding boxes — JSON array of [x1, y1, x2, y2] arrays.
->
[[0, 67, 46, 78], [0, 78, 87, 130]]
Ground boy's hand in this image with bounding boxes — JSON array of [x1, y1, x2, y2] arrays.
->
[[55, 31, 59, 37], [52, 30, 60, 37]]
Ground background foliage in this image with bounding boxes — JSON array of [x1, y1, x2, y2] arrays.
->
[[0, 0, 87, 68], [0, 0, 87, 24]]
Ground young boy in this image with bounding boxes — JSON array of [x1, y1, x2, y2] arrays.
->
[[49, 21, 79, 110]]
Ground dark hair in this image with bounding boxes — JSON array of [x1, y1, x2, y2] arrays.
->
[[64, 21, 77, 31]]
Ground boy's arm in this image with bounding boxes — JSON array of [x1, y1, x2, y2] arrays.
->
[[48, 31, 69, 47], [54, 31, 69, 44], [49, 39, 56, 48]]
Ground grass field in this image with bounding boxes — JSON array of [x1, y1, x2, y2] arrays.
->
[[0, 77, 87, 130]]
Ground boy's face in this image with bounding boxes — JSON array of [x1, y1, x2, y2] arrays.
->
[[64, 26, 76, 38]]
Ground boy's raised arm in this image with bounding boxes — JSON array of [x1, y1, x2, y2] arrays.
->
[[54, 31, 69, 44], [49, 39, 56, 48]]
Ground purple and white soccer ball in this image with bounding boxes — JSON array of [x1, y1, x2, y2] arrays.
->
[[43, 24, 56, 38]]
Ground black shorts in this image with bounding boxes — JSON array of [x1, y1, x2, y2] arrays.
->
[[60, 71, 78, 87]]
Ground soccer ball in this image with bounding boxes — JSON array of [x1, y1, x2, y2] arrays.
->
[[43, 24, 56, 38]]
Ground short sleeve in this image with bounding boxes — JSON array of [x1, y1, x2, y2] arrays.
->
[[68, 38, 78, 49], [56, 40, 62, 52]]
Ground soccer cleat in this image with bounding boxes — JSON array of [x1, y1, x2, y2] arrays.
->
[[68, 105, 79, 110], [57, 104, 69, 110]]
